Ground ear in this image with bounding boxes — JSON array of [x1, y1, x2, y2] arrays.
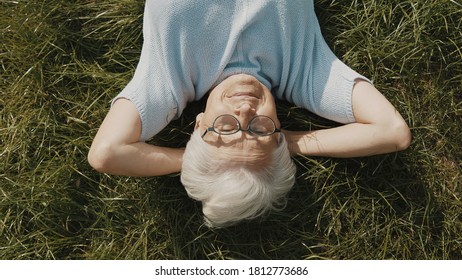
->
[[194, 113, 204, 130]]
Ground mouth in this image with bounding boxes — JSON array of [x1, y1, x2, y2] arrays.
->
[[227, 92, 260, 99]]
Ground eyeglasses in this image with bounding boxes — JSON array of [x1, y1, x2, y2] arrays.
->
[[201, 114, 281, 138]]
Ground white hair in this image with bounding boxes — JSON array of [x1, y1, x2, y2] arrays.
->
[[180, 129, 296, 228]]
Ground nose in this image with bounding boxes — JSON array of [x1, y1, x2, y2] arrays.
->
[[234, 103, 256, 128], [235, 103, 255, 114]]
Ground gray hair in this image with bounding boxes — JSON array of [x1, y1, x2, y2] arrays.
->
[[180, 129, 296, 228]]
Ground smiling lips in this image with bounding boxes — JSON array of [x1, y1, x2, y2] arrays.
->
[[228, 92, 260, 99], [221, 74, 265, 99]]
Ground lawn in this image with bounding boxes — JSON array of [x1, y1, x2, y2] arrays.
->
[[1, 0, 461, 259]]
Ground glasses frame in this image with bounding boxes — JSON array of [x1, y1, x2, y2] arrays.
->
[[201, 114, 281, 138]]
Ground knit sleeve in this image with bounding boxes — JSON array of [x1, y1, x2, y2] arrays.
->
[[112, 1, 179, 142], [308, 30, 371, 124], [285, 4, 371, 125]]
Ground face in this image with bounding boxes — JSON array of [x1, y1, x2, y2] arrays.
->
[[195, 74, 280, 168]]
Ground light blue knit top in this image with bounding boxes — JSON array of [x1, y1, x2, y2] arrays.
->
[[115, 0, 369, 141]]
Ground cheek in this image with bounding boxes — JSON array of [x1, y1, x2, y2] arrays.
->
[[203, 103, 231, 127], [258, 105, 280, 124], [205, 103, 229, 117]]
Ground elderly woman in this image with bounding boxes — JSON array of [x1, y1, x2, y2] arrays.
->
[[88, 0, 411, 227]]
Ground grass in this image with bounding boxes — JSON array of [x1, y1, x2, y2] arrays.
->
[[1, 0, 461, 260]]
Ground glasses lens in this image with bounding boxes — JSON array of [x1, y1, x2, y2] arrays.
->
[[250, 116, 276, 135], [213, 115, 239, 134]]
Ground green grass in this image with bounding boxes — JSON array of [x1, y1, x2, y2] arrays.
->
[[1, 0, 461, 260]]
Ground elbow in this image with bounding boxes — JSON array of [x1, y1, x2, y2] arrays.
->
[[391, 120, 412, 152], [88, 142, 115, 173]]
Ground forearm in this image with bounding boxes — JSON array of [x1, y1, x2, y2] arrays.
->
[[89, 142, 185, 177], [284, 122, 410, 158], [284, 80, 411, 158]]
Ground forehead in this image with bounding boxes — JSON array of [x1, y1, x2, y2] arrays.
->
[[212, 145, 271, 169], [205, 134, 278, 168]]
